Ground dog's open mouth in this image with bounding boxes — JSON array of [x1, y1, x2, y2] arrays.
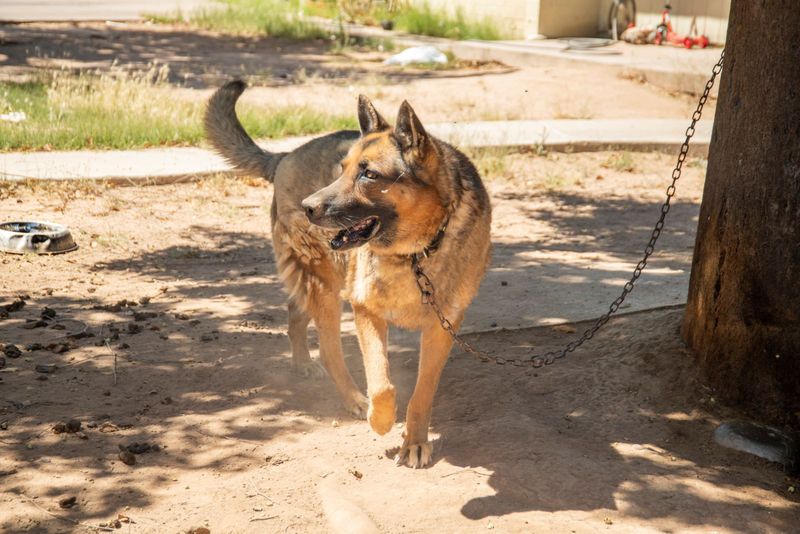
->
[[330, 216, 381, 251]]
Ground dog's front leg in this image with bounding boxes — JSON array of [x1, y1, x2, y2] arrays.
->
[[396, 316, 460, 468], [353, 305, 396, 435]]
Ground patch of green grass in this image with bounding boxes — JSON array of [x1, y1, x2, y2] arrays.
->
[[310, 1, 505, 40], [142, 8, 184, 24], [0, 67, 356, 152], [393, 3, 504, 40], [181, 0, 328, 39]]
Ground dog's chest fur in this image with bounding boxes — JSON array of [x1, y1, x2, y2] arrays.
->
[[345, 249, 427, 328]]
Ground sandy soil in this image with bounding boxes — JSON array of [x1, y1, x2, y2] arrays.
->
[[0, 22, 710, 123], [1, 153, 797, 533]]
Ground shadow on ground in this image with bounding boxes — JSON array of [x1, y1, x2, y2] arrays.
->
[[1, 186, 796, 531], [0, 22, 512, 88]]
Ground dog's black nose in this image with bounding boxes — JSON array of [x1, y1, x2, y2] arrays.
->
[[301, 198, 327, 222]]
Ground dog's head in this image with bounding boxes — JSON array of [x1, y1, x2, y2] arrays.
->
[[301, 96, 447, 255]]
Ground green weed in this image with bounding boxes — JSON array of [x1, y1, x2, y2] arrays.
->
[[0, 66, 356, 151]]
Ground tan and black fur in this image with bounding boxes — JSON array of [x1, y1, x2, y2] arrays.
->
[[205, 81, 491, 467]]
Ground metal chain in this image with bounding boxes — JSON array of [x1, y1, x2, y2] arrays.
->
[[413, 49, 725, 370]]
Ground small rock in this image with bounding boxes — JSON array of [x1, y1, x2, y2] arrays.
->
[[500, 281, 508, 286], [0, 356, 5, 369], [98, 422, 119, 433], [139, 296, 151, 306], [41, 307, 57, 319], [118, 450, 136, 465], [118, 343, 130, 350], [68, 331, 93, 340], [66, 419, 82, 433], [122, 442, 153, 454], [133, 311, 157, 322], [348, 468, 363, 480], [25, 343, 44, 351], [35, 363, 57, 374], [174, 313, 190, 321], [36, 375, 48, 381], [86, 421, 98, 428], [22, 319, 47, 329], [200, 333, 214, 342], [3, 298, 26, 313], [3, 344, 22, 359], [53, 422, 68, 434], [127, 323, 142, 335], [102, 390, 111, 397], [0, 421, 7, 430], [46, 343, 70, 354], [161, 396, 172, 405], [58, 496, 77, 509], [188, 528, 211, 534], [76, 431, 88, 440]]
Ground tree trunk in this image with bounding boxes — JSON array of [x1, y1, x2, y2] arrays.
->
[[682, 1, 800, 427]]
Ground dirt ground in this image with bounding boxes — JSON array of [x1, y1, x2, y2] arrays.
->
[[1, 20, 796, 533], [1, 152, 798, 533], [0, 21, 709, 123]]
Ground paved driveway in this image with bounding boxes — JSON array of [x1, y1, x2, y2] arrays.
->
[[0, 0, 212, 22]]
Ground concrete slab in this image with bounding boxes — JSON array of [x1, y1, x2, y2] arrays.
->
[[0, 0, 211, 22], [0, 119, 712, 183]]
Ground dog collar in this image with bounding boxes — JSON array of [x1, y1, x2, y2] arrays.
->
[[411, 216, 449, 263]]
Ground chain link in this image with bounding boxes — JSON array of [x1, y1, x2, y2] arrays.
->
[[413, 49, 725, 370]]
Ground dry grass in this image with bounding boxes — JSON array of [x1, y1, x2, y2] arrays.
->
[[602, 151, 637, 173]]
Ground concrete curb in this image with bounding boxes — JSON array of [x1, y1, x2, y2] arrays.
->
[[0, 119, 711, 184]]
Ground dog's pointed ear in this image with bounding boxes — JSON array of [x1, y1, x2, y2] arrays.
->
[[395, 100, 428, 156], [357, 95, 389, 135]]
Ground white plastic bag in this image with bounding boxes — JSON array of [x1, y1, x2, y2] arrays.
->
[[383, 46, 448, 66]]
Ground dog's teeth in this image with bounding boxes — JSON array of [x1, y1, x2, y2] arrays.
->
[[342, 235, 349, 242]]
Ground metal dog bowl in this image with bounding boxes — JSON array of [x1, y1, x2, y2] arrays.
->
[[0, 221, 78, 254]]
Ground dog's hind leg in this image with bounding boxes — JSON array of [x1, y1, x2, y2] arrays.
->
[[353, 306, 396, 435], [288, 299, 324, 378], [395, 314, 461, 468], [309, 289, 369, 419]]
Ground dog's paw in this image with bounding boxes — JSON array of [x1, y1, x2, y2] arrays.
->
[[367, 387, 396, 435], [344, 391, 369, 420], [293, 359, 326, 379], [392, 441, 433, 469]]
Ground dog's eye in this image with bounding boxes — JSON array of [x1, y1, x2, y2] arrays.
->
[[360, 169, 379, 181]]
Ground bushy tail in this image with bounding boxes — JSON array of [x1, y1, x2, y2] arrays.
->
[[204, 80, 283, 181]]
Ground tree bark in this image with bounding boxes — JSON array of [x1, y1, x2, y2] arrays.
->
[[682, 1, 800, 426]]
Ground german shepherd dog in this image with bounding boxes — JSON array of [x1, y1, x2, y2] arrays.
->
[[205, 81, 491, 467]]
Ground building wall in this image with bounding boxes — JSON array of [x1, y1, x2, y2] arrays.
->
[[538, 0, 603, 38]]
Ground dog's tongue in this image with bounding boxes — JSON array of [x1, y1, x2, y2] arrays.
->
[[330, 218, 378, 251]]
